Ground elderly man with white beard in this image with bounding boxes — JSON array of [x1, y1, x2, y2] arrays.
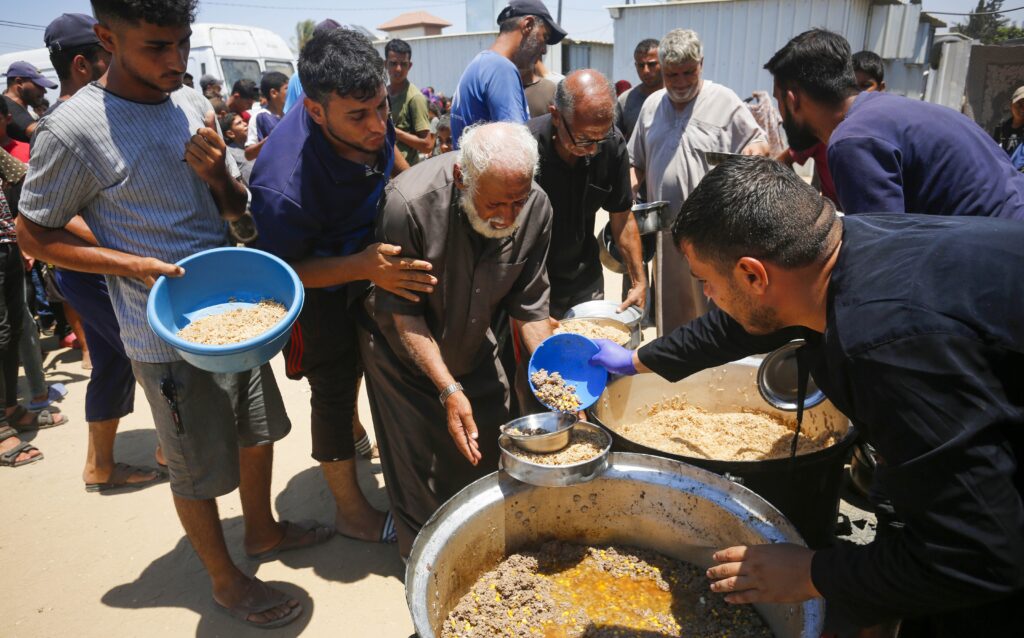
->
[[357, 121, 554, 556]]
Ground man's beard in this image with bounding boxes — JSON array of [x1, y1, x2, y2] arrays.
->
[[513, 29, 546, 69], [782, 112, 819, 152], [460, 190, 517, 239]]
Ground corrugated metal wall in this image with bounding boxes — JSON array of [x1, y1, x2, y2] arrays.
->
[[611, 0, 874, 99], [562, 42, 615, 78]]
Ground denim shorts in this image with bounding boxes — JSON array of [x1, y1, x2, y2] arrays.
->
[[132, 360, 291, 499]]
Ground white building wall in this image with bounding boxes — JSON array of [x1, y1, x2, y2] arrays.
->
[[610, 0, 873, 99]]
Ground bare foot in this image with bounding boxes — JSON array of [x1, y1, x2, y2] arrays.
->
[[336, 506, 387, 542], [0, 434, 42, 464], [214, 576, 301, 627], [83, 463, 159, 486]]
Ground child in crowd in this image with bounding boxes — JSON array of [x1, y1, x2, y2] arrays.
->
[[219, 112, 253, 184], [852, 49, 885, 93], [434, 114, 452, 156]]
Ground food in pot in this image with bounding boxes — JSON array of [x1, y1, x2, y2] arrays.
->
[[619, 397, 836, 461], [176, 299, 286, 346], [532, 369, 582, 412], [556, 319, 630, 346], [441, 541, 771, 638], [508, 428, 605, 465]]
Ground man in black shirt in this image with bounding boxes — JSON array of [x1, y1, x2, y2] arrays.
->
[[589, 156, 1024, 635], [528, 69, 646, 318], [3, 62, 56, 142], [993, 84, 1024, 157]]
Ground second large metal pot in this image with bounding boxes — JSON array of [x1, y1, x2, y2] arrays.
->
[[590, 358, 856, 549]]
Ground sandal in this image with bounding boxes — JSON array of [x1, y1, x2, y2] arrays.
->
[[27, 383, 69, 411], [355, 433, 379, 460], [380, 511, 398, 544], [214, 578, 303, 629], [0, 425, 44, 468], [246, 519, 335, 562], [8, 404, 68, 432], [85, 462, 166, 493]]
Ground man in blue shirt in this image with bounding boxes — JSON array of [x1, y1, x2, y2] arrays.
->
[[765, 29, 1024, 219], [249, 28, 435, 544], [450, 0, 566, 146]]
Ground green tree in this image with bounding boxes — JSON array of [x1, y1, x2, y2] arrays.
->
[[993, 23, 1024, 43], [953, 1, 1010, 44], [294, 19, 316, 52]]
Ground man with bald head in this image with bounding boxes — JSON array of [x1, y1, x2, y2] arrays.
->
[[358, 121, 556, 555], [528, 69, 647, 318]]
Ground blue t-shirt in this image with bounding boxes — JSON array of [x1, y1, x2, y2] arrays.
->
[[248, 99, 395, 265], [449, 50, 529, 147], [828, 92, 1024, 220], [254, 110, 281, 141], [282, 73, 303, 114]]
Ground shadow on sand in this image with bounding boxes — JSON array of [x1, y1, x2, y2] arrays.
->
[[102, 458, 403, 634]]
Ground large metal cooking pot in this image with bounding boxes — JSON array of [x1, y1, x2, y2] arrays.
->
[[590, 358, 856, 549], [407, 452, 824, 638]]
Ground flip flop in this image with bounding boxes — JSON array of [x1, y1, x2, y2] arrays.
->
[[0, 426, 44, 468], [355, 433, 379, 460], [246, 520, 335, 562], [85, 462, 166, 493], [27, 383, 69, 411], [8, 405, 68, 432], [337, 511, 398, 544], [214, 578, 303, 629]]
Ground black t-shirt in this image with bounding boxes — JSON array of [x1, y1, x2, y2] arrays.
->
[[3, 96, 36, 143], [992, 116, 1024, 157], [638, 214, 1024, 633], [527, 113, 632, 302]]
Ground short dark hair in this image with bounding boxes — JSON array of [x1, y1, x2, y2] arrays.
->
[[499, 16, 527, 34], [634, 38, 660, 58], [208, 96, 228, 116], [231, 78, 259, 100], [298, 28, 385, 103], [764, 28, 858, 105], [90, 0, 197, 27], [436, 113, 450, 131], [259, 71, 288, 96], [672, 156, 840, 271], [218, 112, 239, 139], [384, 38, 412, 59], [50, 43, 105, 81], [852, 50, 884, 83]]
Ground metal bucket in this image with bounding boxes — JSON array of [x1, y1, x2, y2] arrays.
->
[[406, 452, 824, 638], [590, 359, 856, 549], [631, 200, 668, 235]]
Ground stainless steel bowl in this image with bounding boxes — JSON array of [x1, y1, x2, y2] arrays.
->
[[631, 200, 668, 235], [499, 412, 578, 453], [406, 452, 824, 638], [557, 316, 639, 349], [499, 420, 612, 487], [564, 300, 643, 347]]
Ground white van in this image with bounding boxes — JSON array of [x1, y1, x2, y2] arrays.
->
[[0, 23, 296, 104]]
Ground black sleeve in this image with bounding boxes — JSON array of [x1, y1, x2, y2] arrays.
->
[[7, 104, 35, 143], [811, 333, 1024, 630], [636, 307, 804, 381]]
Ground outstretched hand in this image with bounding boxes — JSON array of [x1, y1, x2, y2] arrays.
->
[[589, 339, 638, 376]]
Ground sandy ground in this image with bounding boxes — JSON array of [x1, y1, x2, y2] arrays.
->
[[0, 214, 874, 637]]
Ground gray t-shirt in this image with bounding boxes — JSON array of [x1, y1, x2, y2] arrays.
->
[[19, 82, 239, 363], [615, 86, 651, 142]]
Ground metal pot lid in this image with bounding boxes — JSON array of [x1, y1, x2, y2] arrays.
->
[[757, 340, 826, 411], [564, 300, 643, 327]]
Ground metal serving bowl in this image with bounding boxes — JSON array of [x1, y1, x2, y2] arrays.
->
[[499, 412, 578, 453], [406, 452, 824, 638], [757, 340, 826, 411], [499, 420, 612, 487], [564, 300, 643, 348], [631, 200, 669, 235]]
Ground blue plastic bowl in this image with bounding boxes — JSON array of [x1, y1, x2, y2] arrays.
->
[[527, 333, 608, 411], [147, 247, 304, 374]]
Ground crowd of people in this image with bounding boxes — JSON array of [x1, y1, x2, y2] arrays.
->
[[1, 0, 1022, 634]]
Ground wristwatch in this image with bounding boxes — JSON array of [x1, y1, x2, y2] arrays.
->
[[438, 382, 464, 405]]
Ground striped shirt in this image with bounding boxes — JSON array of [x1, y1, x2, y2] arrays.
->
[[19, 82, 239, 363]]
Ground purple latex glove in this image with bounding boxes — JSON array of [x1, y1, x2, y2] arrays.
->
[[589, 339, 638, 375]]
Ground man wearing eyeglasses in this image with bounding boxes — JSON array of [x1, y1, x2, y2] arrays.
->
[[527, 69, 647, 319]]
